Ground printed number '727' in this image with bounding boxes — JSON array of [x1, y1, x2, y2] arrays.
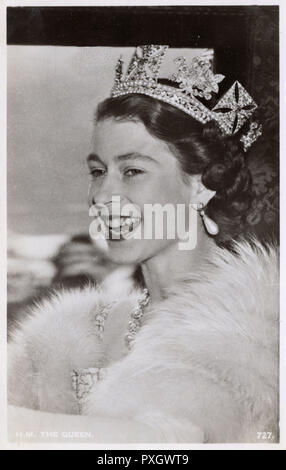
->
[[256, 432, 274, 440]]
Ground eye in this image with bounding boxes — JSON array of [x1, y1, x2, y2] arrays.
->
[[124, 168, 145, 177], [89, 168, 106, 178]]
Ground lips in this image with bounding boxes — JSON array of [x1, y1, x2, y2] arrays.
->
[[111, 217, 141, 239], [100, 215, 142, 239], [90, 201, 142, 240]]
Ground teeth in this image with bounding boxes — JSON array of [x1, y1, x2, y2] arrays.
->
[[97, 215, 141, 238], [109, 217, 121, 228], [108, 217, 139, 229], [122, 218, 132, 227]]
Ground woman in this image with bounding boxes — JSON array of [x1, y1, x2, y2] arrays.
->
[[8, 46, 278, 443]]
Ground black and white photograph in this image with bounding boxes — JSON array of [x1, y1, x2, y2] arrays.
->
[[0, 0, 283, 450]]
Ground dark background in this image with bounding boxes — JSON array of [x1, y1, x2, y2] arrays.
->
[[7, 5, 279, 243], [6, 6, 272, 90]]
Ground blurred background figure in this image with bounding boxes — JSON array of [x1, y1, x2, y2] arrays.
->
[[51, 233, 117, 289], [7, 231, 124, 336]]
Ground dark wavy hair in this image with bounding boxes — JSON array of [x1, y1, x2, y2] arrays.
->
[[95, 94, 253, 246]]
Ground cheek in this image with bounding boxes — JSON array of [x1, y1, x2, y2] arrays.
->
[[151, 173, 189, 206], [132, 172, 189, 208]]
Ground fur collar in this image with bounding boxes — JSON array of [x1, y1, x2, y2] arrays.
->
[[8, 240, 279, 443]]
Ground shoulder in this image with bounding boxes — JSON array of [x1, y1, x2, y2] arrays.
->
[[145, 239, 279, 373], [8, 269, 138, 410], [163, 238, 278, 329], [9, 267, 136, 344], [99, 239, 278, 442]]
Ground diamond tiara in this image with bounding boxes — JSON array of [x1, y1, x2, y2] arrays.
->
[[110, 45, 261, 150]]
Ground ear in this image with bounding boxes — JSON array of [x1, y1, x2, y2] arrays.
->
[[188, 174, 216, 206]]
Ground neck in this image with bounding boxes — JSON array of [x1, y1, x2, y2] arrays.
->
[[140, 222, 216, 303]]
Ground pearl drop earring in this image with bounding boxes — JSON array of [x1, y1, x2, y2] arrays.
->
[[197, 203, 219, 236]]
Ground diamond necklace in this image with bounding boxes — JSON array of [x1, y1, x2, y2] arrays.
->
[[124, 288, 150, 350], [94, 287, 150, 350], [71, 288, 150, 408]]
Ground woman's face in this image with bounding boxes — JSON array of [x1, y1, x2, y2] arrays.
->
[[87, 118, 195, 265]]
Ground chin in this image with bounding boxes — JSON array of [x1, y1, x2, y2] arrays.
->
[[102, 238, 145, 265], [105, 240, 162, 265]]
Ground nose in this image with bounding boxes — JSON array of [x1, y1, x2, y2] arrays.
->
[[88, 171, 123, 206]]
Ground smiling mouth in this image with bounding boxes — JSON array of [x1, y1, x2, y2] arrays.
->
[[101, 215, 142, 239]]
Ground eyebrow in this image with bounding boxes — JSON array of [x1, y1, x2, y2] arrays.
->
[[86, 153, 105, 164], [86, 153, 158, 165]]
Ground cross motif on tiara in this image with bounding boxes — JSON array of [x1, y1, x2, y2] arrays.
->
[[111, 45, 262, 149], [212, 81, 257, 135]]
